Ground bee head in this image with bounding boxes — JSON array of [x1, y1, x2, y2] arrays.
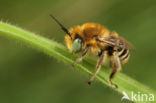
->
[[72, 34, 82, 53], [50, 14, 83, 53]]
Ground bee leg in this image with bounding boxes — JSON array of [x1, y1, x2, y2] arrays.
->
[[88, 51, 105, 85], [72, 47, 89, 67], [109, 55, 121, 88]]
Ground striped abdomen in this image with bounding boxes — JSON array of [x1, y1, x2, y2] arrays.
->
[[118, 47, 130, 64]]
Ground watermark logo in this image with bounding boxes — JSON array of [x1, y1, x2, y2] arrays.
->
[[121, 91, 155, 102]]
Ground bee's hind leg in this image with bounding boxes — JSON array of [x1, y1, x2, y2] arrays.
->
[[88, 51, 105, 85], [109, 55, 121, 88], [72, 47, 89, 67]]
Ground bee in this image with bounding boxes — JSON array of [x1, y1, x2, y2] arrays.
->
[[50, 14, 134, 88]]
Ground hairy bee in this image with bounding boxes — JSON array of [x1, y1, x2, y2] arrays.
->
[[50, 14, 134, 88]]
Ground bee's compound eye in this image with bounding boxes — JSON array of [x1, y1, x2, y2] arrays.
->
[[72, 38, 82, 53]]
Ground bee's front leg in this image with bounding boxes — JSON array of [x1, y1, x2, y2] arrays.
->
[[72, 47, 89, 67]]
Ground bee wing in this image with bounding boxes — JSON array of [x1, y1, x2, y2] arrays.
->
[[119, 36, 136, 51], [96, 36, 135, 51], [126, 40, 135, 51], [96, 37, 119, 47]]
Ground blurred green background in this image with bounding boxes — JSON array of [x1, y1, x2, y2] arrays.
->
[[0, 0, 156, 103]]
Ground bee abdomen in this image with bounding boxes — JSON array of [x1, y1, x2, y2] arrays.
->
[[118, 48, 130, 64]]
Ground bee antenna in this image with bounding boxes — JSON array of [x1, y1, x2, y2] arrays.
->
[[49, 14, 72, 38]]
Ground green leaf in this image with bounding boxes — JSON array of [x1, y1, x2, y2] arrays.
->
[[0, 22, 155, 103]]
